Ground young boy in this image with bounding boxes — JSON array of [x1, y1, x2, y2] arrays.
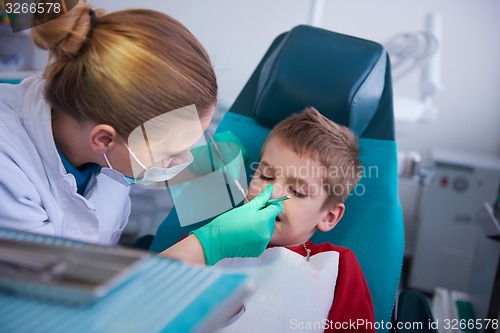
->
[[215, 107, 375, 333]]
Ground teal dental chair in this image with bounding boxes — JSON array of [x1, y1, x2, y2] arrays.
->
[[150, 25, 434, 332]]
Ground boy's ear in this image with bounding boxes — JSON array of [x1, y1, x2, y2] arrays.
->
[[317, 203, 345, 232]]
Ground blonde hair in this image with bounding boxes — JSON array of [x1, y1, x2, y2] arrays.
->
[[32, 1, 217, 137], [263, 107, 361, 207]]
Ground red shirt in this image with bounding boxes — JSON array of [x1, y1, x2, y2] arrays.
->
[[283, 241, 376, 333]]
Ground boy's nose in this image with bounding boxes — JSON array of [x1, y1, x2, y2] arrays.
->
[[271, 182, 287, 198]]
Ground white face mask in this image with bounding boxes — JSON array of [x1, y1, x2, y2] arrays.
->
[[102, 144, 193, 186]]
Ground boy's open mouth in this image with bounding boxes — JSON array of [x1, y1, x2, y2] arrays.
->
[[275, 215, 282, 222]]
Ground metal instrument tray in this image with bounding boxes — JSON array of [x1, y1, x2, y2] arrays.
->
[[0, 237, 147, 306]]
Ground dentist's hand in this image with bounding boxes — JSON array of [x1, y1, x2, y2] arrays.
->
[[190, 184, 282, 265]]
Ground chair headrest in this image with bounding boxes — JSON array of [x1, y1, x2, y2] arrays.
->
[[253, 25, 388, 136]]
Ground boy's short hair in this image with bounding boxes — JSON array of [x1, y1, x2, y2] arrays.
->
[[262, 107, 361, 207]]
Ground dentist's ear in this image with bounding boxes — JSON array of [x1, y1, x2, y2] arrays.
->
[[317, 203, 345, 232], [89, 124, 118, 154]]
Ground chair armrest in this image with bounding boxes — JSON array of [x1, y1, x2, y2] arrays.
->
[[395, 290, 437, 333]]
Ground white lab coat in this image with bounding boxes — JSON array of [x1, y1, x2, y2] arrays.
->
[[0, 74, 131, 245]]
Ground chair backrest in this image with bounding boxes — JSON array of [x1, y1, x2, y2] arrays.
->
[[151, 25, 404, 332], [230, 25, 396, 141]]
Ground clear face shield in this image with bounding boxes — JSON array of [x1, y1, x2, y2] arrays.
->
[[124, 105, 202, 186], [103, 104, 248, 228], [167, 131, 249, 227]]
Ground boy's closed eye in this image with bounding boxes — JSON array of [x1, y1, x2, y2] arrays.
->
[[259, 173, 274, 181], [257, 172, 308, 198], [289, 185, 307, 198]]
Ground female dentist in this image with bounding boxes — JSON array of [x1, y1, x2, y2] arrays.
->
[[0, 1, 282, 266]]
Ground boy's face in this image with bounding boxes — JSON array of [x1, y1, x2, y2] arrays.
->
[[247, 137, 344, 247]]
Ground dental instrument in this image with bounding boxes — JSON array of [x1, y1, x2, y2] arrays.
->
[[207, 132, 250, 203], [265, 195, 290, 207]]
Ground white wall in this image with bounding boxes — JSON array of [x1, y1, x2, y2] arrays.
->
[[90, 0, 500, 163]]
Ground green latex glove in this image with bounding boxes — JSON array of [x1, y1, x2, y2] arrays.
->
[[188, 131, 249, 176], [190, 184, 283, 266]]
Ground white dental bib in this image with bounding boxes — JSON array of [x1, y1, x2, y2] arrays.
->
[[214, 247, 339, 333]]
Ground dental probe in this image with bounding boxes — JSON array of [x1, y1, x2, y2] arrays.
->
[[264, 195, 291, 207], [207, 132, 250, 203]]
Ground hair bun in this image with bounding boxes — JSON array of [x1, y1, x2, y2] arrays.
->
[[32, 0, 94, 59]]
